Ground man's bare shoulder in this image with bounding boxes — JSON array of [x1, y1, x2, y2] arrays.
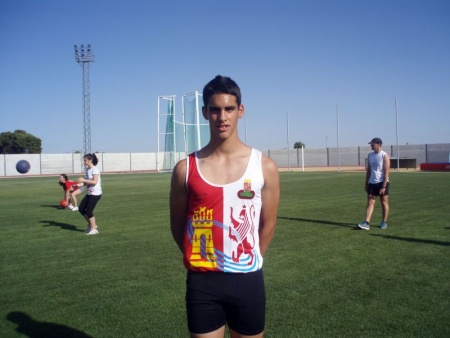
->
[[261, 154, 280, 196], [174, 157, 187, 168], [172, 158, 187, 178], [261, 155, 279, 175]]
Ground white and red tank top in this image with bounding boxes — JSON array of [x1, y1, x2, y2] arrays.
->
[[183, 149, 264, 273], [368, 150, 388, 184]]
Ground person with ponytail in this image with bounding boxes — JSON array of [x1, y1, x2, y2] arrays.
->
[[76, 153, 102, 235], [58, 173, 83, 211]]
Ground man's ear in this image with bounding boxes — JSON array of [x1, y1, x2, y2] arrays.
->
[[202, 106, 208, 120], [238, 104, 245, 119]]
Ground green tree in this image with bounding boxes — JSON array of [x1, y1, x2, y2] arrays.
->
[[0, 130, 42, 154], [294, 141, 305, 149]]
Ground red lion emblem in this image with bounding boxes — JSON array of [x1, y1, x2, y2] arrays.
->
[[229, 205, 256, 265]]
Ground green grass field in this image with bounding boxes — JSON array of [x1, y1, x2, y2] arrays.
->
[[1, 171, 449, 337]]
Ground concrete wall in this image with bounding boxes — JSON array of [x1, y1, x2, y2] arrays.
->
[[1, 143, 449, 176]]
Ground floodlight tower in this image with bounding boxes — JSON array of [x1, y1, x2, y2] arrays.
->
[[74, 44, 95, 155]]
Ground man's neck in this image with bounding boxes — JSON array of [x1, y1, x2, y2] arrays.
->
[[203, 137, 247, 156]]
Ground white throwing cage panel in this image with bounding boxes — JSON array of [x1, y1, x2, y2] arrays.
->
[[157, 92, 209, 172], [182, 92, 209, 155]]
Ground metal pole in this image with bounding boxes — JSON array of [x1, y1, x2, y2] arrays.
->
[[195, 91, 201, 150], [157, 97, 160, 172], [244, 115, 247, 144], [395, 99, 400, 173], [336, 105, 340, 172], [82, 62, 91, 154], [287, 112, 290, 171], [74, 44, 94, 157], [301, 145, 305, 172]]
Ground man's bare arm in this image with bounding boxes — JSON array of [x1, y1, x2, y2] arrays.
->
[[170, 159, 188, 253], [383, 153, 390, 186], [259, 156, 280, 257]]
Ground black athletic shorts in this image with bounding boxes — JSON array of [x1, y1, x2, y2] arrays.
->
[[185, 270, 265, 335], [368, 182, 389, 196], [79, 194, 101, 218]]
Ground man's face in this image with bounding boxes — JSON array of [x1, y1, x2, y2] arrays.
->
[[202, 94, 244, 139], [370, 142, 381, 151]]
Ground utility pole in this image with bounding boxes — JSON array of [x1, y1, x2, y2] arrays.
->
[[74, 44, 95, 155]]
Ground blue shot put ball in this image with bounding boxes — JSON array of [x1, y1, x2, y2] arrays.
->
[[16, 160, 31, 174]]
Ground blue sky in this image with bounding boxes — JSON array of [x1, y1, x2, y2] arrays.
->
[[1, 0, 449, 153]]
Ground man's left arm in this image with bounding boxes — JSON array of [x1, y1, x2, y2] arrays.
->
[[383, 153, 390, 187], [259, 156, 280, 257]]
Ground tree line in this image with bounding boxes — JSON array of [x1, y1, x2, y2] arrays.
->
[[0, 130, 303, 154], [0, 130, 42, 154]]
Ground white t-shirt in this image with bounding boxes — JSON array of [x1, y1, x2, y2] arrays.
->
[[85, 166, 102, 195], [368, 150, 387, 184]]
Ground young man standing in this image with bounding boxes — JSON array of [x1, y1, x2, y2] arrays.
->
[[358, 137, 390, 230], [170, 75, 280, 337]]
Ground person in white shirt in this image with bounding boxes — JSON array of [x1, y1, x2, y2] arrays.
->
[[358, 138, 390, 230], [76, 153, 102, 235]]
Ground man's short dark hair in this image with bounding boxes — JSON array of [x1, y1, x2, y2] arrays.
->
[[202, 75, 241, 107]]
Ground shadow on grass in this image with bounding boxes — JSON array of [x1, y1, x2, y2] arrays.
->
[[41, 204, 64, 210], [6, 311, 93, 338], [278, 216, 356, 229], [370, 234, 450, 246], [40, 220, 84, 232]]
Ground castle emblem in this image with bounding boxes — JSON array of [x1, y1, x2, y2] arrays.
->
[[237, 178, 255, 199]]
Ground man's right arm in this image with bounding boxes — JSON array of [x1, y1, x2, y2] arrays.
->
[[365, 156, 370, 191], [170, 159, 188, 253]]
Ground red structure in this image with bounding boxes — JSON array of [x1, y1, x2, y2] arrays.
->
[[420, 163, 450, 171]]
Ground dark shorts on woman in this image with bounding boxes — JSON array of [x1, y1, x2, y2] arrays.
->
[[185, 269, 265, 335], [368, 182, 390, 196], [79, 194, 101, 218]]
